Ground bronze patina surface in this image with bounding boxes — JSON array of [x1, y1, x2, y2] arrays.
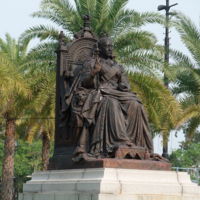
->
[[49, 157, 171, 171]]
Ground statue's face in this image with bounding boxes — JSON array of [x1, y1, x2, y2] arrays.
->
[[101, 39, 113, 58]]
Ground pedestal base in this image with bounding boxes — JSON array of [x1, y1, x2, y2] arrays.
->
[[48, 157, 171, 170], [19, 168, 200, 200]]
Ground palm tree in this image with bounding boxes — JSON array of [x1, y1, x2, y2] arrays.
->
[[21, 0, 164, 70], [23, 0, 163, 36], [169, 13, 200, 141], [15, 41, 56, 171], [0, 34, 31, 200], [27, 42, 56, 170], [22, 71, 55, 170], [0, 34, 58, 198]]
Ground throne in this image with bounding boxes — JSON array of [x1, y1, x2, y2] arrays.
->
[[49, 16, 98, 169]]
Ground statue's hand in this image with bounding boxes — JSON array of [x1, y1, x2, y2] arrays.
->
[[118, 83, 130, 92]]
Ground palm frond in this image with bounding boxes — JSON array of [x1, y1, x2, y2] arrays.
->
[[175, 105, 200, 129], [23, 41, 57, 73], [20, 25, 61, 42], [170, 49, 194, 68], [33, 0, 80, 33], [129, 72, 182, 133], [185, 117, 200, 141], [174, 12, 200, 66]]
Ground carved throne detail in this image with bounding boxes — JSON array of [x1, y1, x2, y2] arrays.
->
[[49, 16, 98, 169]]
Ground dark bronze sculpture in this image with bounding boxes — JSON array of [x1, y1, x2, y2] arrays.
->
[[71, 35, 153, 160], [49, 16, 169, 170]]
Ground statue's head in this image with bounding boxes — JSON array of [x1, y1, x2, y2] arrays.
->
[[98, 35, 113, 59]]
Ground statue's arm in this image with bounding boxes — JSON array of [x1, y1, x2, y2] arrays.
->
[[118, 65, 131, 92], [81, 59, 99, 88]]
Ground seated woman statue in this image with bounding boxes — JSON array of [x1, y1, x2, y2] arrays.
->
[[68, 35, 153, 160]]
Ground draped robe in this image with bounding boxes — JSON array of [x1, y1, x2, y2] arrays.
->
[[67, 57, 153, 158]]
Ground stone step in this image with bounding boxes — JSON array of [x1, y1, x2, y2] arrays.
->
[[20, 168, 200, 200], [19, 192, 200, 200]]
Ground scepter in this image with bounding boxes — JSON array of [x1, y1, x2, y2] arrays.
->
[[93, 43, 100, 90]]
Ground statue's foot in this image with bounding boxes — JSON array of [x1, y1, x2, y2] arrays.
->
[[150, 153, 169, 162], [73, 145, 85, 155], [72, 152, 97, 162], [72, 152, 88, 162]]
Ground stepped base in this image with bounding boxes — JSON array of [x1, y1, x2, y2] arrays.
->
[[19, 168, 200, 200], [48, 157, 171, 170]]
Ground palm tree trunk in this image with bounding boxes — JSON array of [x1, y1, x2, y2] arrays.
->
[[162, 134, 169, 158], [41, 132, 50, 171], [1, 118, 16, 200], [162, 143, 168, 158]]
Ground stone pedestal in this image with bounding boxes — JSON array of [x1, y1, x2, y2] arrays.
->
[[19, 168, 200, 200], [48, 158, 171, 170]]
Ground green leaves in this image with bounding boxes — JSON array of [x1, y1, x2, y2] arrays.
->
[[129, 72, 182, 134], [33, 0, 81, 33], [25, 0, 164, 41], [170, 142, 200, 168], [0, 35, 32, 118], [174, 12, 200, 66], [24, 41, 57, 74], [20, 25, 62, 43], [0, 33, 55, 142], [107, 0, 129, 27], [114, 31, 163, 73], [170, 13, 200, 141]]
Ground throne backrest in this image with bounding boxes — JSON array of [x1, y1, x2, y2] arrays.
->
[[63, 37, 98, 80], [54, 16, 98, 149]]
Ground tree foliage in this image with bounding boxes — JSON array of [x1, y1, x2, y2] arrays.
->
[[21, 0, 164, 71], [170, 135, 200, 168], [169, 13, 200, 140], [0, 139, 52, 192]]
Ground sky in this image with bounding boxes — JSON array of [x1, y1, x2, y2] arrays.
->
[[128, 0, 200, 57], [0, 0, 199, 51], [0, 0, 199, 153]]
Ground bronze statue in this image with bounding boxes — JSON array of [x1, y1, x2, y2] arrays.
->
[[69, 35, 153, 161], [49, 16, 168, 170]]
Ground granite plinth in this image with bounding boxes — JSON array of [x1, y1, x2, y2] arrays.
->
[[19, 168, 200, 200], [48, 157, 171, 171]]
